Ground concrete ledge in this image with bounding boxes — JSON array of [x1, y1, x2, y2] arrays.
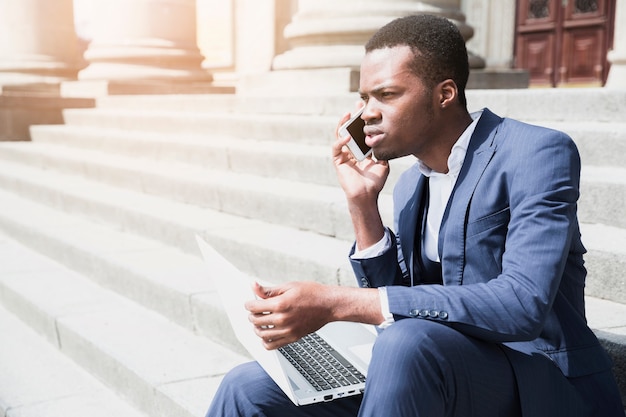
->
[[580, 223, 626, 304], [467, 68, 530, 89], [579, 167, 626, 229], [598, 331, 626, 407], [0, 87, 95, 141], [238, 68, 360, 96], [587, 296, 626, 406], [0, 303, 148, 417], [61, 80, 235, 98], [466, 88, 626, 123]]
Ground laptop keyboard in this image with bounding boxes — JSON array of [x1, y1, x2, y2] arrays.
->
[[279, 333, 366, 392]]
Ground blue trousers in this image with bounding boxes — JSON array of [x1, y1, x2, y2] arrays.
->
[[206, 319, 522, 417]]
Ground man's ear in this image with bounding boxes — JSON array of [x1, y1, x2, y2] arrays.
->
[[438, 79, 458, 109]]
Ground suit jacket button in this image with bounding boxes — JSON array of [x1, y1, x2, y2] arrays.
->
[[429, 310, 439, 318], [409, 309, 419, 317], [418, 309, 430, 317], [439, 311, 449, 320]]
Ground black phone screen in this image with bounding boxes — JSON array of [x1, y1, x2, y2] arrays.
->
[[346, 117, 370, 154]]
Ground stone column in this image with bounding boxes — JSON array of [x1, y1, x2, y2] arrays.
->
[[77, 0, 211, 87], [0, 0, 79, 86], [606, 0, 626, 88], [462, 0, 516, 69], [460, 0, 528, 88], [272, 0, 481, 71]]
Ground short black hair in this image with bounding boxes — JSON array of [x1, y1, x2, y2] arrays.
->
[[365, 14, 469, 107]]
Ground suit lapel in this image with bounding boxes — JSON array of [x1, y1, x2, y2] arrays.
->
[[439, 109, 503, 285], [396, 170, 427, 284]]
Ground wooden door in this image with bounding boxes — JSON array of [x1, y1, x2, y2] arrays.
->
[[515, 0, 616, 87]]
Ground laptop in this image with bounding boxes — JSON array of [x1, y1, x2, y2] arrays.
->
[[196, 235, 377, 405]]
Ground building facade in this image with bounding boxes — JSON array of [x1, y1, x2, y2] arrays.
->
[[0, 0, 624, 93]]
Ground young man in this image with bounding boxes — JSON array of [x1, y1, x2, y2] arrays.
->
[[207, 14, 623, 416]]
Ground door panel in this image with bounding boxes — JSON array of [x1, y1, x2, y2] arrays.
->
[[515, 0, 615, 87], [560, 26, 606, 85], [517, 32, 557, 86]]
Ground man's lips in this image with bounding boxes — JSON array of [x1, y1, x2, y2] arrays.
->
[[364, 127, 384, 147]]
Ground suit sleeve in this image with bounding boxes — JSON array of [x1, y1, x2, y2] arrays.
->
[[349, 229, 407, 289]]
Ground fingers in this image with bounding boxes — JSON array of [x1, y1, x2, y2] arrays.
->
[[246, 281, 287, 319], [246, 282, 288, 348], [245, 281, 327, 350], [251, 281, 271, 299], [336, 112, 351, 138], [250, 310, 275, 329], [261, 335, 287, 350], [256, 281, 293, 299], [249, 312, 297, 350], [258, 326, 304, 350], [333, 113, 354, 159]]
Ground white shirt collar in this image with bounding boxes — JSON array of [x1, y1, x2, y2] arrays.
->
[[416, 110, 483, 178]]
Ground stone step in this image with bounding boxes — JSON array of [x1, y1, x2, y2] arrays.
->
[[0, 141, 378, 241], [465, 88, 626, 123], [0, 173, 353, 382], [94, 93, 357, 116], [585, 296, 626, 405], [541, 122, 626, 169], [29, 118, 626, 187], [91, 88, 626, 124], [0, 164, 356, 287], [580, 166, 626, 229], [25, 123, 420, 198], [29, 124, 339, 188], [580, 223, 626, 304], [0, 186, 244, 351], [0, 232, 248, 417], [0, 303, 149, 417], [61, 108, 338, 145], [60, 105, 626, 158]]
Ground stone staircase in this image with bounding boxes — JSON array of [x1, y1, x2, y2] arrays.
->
[[0, 88, 624, 416]]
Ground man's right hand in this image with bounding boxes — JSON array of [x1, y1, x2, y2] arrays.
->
[[333, 112, 390, 203], [333, 113, 389, 250]]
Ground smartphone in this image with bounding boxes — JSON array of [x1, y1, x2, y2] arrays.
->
[[338, 107, 372, 161]]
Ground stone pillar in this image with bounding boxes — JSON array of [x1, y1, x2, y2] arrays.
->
[[272, 0, 482, 71], [77, 0, 211, 86], [460, 0, 528, 88], [462, 0, 516, 69], [0, 0, 80, 86], [606, 0, 626, 88], [197, 0, 235, 70]]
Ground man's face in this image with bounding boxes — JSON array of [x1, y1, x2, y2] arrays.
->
[[359, 45, 436, 161]]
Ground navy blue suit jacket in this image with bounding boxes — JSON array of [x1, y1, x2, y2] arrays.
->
[[350, 109, 615, 416]]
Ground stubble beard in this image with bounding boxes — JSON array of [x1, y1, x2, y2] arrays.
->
[[372, 103, 435, 162]]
